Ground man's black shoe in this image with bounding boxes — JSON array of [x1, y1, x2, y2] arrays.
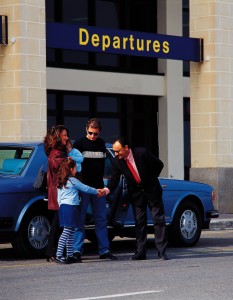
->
[[66, 256, 81, 264], [158, 253, 169, 260], [130, 253, 147, 260], [73, 252, 82, 263], [99, 252, 117, 260]]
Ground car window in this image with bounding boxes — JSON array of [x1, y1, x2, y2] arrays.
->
[[0, 147, 33, 175], [103, 155, 112, 186]]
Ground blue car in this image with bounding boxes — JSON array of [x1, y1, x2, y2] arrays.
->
[[0, 142, 219, 257]]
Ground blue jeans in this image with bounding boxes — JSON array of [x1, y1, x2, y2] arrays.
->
[[73, 192, 109, 255]]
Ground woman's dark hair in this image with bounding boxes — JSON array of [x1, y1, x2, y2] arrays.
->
[[43, 125, 69, 156], [57, 157, 76, 188]]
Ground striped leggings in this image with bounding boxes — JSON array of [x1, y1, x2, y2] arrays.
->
[[56, 227, 74, 258]]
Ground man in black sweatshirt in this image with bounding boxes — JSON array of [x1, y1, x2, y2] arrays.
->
[[73, 118, 117, 262]]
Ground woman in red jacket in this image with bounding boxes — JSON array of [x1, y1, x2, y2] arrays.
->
[[43, 125, 69, 262]]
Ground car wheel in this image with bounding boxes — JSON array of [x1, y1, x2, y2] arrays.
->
[[168, 202, 202, 246], [11, 209, 51, 258]]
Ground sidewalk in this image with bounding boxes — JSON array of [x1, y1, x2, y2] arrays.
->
[[209, 214, 233, 230]]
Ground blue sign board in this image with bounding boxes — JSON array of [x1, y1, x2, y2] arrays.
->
[[46, 22, 203, 62]]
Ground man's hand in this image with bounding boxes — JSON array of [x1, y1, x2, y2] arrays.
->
[[97, 189, 105, 197]]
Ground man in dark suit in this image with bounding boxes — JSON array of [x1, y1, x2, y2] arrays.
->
[[103, 136, 168, 260]]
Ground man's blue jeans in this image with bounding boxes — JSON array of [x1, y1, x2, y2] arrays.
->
[[73, 192, 109, 255]]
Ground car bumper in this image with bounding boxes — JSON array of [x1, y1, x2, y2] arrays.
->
[[202, 209, 219, 229], [203, 210, 219, 229], [206, 209, 219, 219], [0, 231, 15, 243]]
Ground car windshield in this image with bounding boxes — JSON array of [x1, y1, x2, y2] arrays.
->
[[0, 147, 33, 175]]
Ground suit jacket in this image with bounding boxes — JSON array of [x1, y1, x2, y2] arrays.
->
[[107, 147, 164, 206]]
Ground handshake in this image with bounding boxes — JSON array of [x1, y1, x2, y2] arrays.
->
[[97, 188, 107, 197]]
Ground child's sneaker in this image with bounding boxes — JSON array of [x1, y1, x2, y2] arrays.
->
[[55, 256, 67, 264]]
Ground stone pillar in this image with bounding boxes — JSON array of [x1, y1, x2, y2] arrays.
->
[[0, 0, 46, 142], [190, 0, 233, 212], [157, 0, 184, 179]]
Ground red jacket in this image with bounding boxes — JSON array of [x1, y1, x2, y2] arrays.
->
[[47, 148, 66, 210]]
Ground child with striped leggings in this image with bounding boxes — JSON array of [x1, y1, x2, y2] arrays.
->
[[56, 158, 101, 264]]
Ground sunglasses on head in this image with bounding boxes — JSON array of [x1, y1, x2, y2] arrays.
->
[[88, 131, 99, 136]]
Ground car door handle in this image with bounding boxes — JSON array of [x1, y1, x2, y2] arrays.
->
[[161, 184, 167, 188]]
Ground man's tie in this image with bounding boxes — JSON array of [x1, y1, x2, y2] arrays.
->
[[126, 159, 141, 183]]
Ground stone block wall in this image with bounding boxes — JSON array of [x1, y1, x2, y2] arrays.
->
[[0, 0, 46, 141], [190, 0, 233, 212]]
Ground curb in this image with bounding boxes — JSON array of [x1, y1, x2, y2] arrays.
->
[[209, 219, 233, 230]]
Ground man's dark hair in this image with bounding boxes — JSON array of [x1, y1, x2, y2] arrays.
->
[[113, 136, 130, 148], [86, 118, 102, 131]]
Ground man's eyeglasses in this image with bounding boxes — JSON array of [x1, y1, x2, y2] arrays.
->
[[113, 147, 123, 154], [88, 131, 99, 136]]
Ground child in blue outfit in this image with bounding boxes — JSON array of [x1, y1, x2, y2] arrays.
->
[[55, 157, 101, 264], [66, 139, 84, 173]]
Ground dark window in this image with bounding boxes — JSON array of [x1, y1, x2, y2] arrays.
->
[[183, 97, 190, 180], [47, 91, 159, 156], [183, 0, 190, 76], [96, 0, 119, 28]]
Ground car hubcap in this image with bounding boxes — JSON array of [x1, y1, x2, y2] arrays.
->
[[180, 209, 197, 239], [28, 216, 50, 249]]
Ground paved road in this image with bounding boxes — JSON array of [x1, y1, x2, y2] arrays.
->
[[0, 230, 233, 300]]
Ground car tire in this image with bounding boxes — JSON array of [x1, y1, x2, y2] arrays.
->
[[168, 202, 202, 247], [11, 209, 51, 258]]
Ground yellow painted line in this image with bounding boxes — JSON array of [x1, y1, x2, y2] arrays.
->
[[0, 262, 56, 269]]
